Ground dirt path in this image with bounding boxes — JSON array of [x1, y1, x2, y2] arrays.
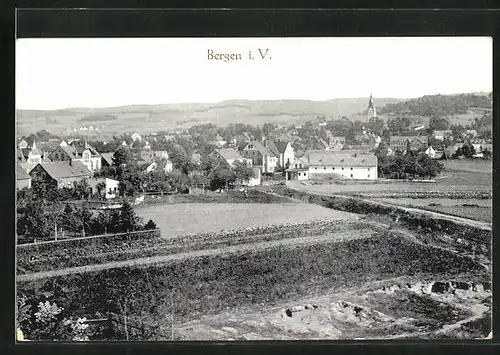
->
[[287, 183, 491, 231], [18, 228, 375, 282]]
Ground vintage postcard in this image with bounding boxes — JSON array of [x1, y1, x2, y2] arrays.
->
[[15, 37, 492, 341]]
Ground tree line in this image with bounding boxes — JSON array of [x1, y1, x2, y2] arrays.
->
[[16, 187, 156, 242]]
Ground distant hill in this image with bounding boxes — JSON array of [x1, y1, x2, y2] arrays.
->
[[379, 93, 492, 117], [78, 114, 117, 122], [16, 93, 491, 137], [16, 97, 402, 136]]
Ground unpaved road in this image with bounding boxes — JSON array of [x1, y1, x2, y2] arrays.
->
[[18, 228, 375, 282], [287, 182, 491, 231]]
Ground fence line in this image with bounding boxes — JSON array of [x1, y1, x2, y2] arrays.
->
[[17, 229, 161, 247]]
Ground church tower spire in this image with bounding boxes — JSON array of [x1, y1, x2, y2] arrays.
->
[[367, 92, 376, 119]]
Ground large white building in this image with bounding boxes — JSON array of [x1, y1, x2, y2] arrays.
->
[[286, 151, 378, 181]]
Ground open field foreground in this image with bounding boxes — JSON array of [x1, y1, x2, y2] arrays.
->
[[135, 203, 359, 238], [17, 230, 490, 340]]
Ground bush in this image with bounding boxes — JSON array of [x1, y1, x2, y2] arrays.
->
[[144, 220, 157, 230]]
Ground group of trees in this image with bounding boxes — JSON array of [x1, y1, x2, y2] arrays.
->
[[200, 156, 254, 190], [379, 93, 492, 117], [17, 187, 156, 241], [374, 143, 444, 180]]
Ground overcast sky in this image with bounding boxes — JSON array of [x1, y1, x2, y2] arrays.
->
[[16, 37, 492, 110]]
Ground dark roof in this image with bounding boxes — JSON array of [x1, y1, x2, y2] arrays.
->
[[16, 164, 31, 180], [308, 151, 377, 167], [101, 152, 114, 166], [265, 141, 280, 156], [33, 161, 92, 180], [244, 141, 274, 156], [274, 141, 289, 154], [69, 141, 101, 157], [20, 148, 30, 159], [59, 145, 80, 159]]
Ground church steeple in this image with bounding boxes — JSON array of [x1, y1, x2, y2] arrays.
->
[[367, 92, 376, 119]]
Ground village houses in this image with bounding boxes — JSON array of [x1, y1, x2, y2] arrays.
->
[[433, 130, 453, 141], [263, 140, 295, 169], [48, 141, 102, 172], [240, 141, 278, 173], [29, 161, 93, 189], [18, 141, 43, 173]]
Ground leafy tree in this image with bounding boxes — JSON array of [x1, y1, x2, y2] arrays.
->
[[387, 117, 411, 135], [429, 115, 450, 131], [20, 198, 53, 240], [169, 144, 193, 174], [262, 123, 276, 137], [112, 146, 132, 168], [366, 117, 385, 136], [208, 165, 236, 190], [118, 201, 143, 232], [78, 208, 93, 237], [415, 153, 444, 179], [131, 140, 141, 149], [233, 161, 254, 184], [450, 124, 466, 140], [61, 204, 83, 234], [461, 142, 476, 159], [482, 148, 492, 160], [73, 180, 91, 200], [95, 181, 107, 199]]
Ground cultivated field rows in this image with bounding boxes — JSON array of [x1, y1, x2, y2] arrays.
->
[[18, 219, 371, 275], [18, 227, 378, 281]]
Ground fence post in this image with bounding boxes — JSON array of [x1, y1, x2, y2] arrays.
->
[[106, 313, 114, 339]]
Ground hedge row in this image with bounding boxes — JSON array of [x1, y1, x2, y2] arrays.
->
[[17, 231, 488, 340], [18, 219, 368, 274]]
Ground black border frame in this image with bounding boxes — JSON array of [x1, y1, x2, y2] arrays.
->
[[3, 5, 500, 355]]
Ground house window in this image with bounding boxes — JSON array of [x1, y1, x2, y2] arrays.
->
[[333, 167, 335, 170], [368, 174, 370, 178], [295, 164, 298, 168], [298, 173, 301, 176], [324, 167, 326, 170], [350, 174, 353, 178], [368, 168, 370, 171], [315, 167, 317, 170], [350, 167, 353, 170], [342, 167, 344, 170]]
